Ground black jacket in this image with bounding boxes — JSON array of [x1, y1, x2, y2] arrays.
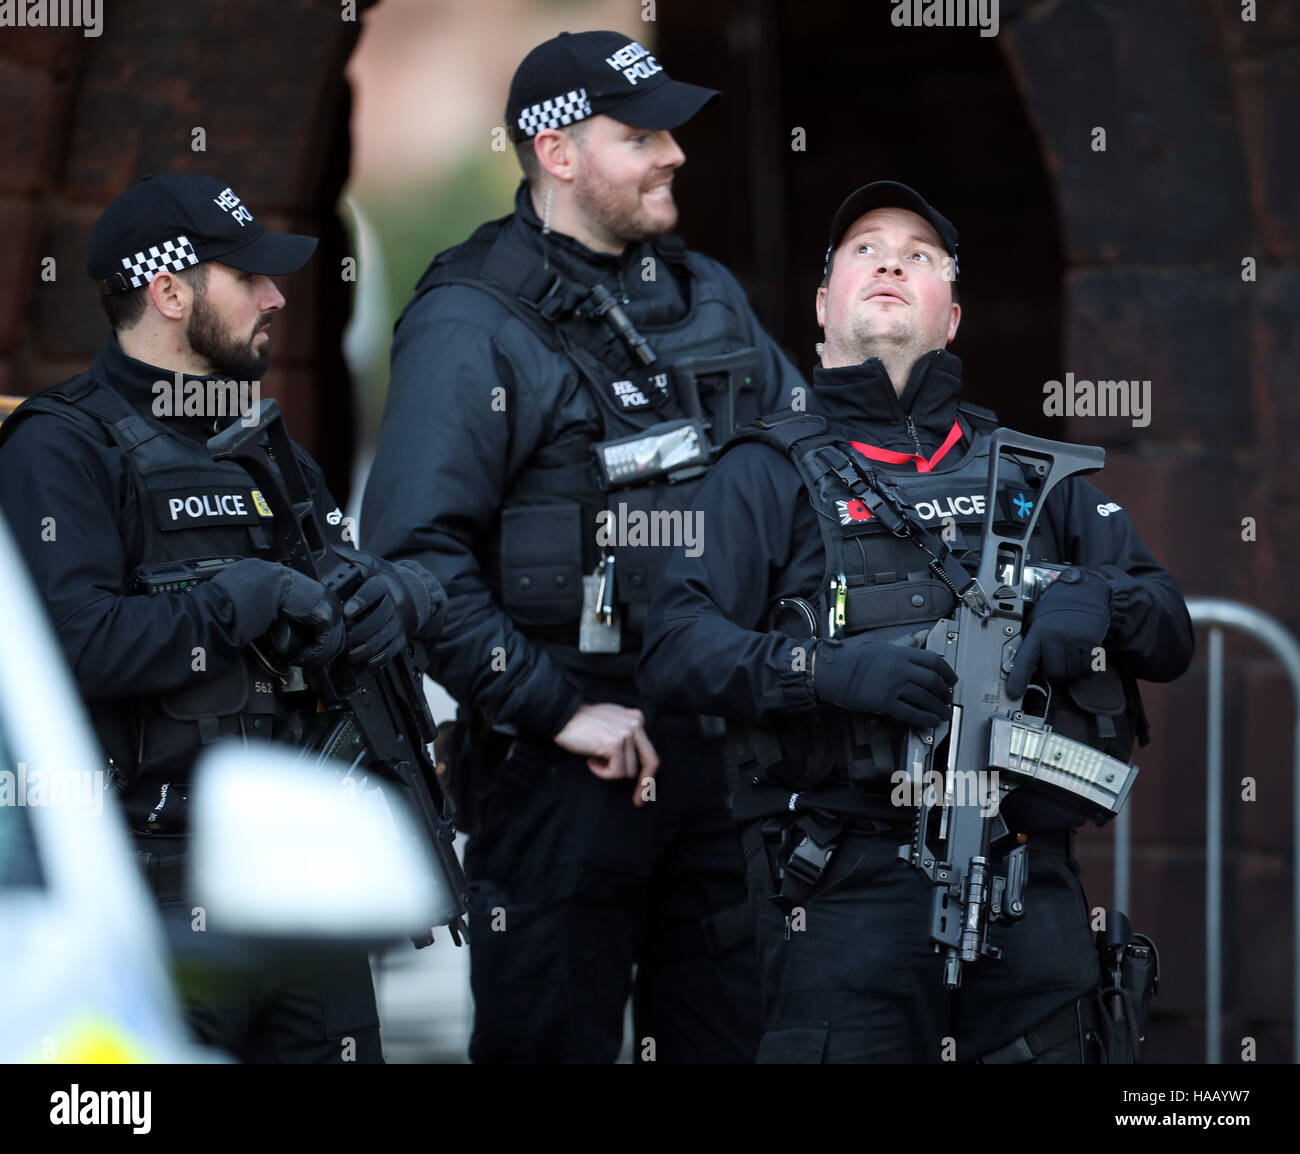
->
[[637, 351, 1196, 819], [361, 181, 806, 738], [0, 338, 346, 805]]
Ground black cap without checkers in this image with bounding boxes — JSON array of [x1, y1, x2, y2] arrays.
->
[[506, 30, 719, 143], [87, 174, 318, 296], [824, 181, 959, 278]]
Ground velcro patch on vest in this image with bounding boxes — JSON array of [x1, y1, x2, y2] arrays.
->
[[606, 368, 671, 411], [833, 489, 992, 538], [908, 491, 990, 526], [834, 488, 1030, 537], [154, 487, 271, 529]]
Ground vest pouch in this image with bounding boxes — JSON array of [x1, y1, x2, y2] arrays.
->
[[842, 711, 904, 793], [725, 720, 812, 792], [741, 708, 901, 795], [499, 503, 584, 628], [1046, 668, 1136, 765], [159, 650, 252, 722], [843, 576, 956, 634]]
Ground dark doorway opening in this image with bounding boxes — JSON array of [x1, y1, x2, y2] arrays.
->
[[663, 1, 1062, 436]]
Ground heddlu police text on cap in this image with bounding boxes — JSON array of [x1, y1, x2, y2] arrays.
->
[[605, 41, 663, 85]]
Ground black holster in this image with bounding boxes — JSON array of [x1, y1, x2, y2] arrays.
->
[[1086, 909, 1159, 1063], [434, 714, 481, 836]]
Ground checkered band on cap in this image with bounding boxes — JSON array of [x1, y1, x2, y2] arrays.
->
[[120, 235, 199, 288], [516, 88, 593, 138]]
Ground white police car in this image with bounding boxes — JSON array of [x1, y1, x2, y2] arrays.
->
[[0, 512, 442, 1063]]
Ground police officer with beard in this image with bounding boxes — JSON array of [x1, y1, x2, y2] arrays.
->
[[0, 174, 446, 1062], [362, 31, 804, 1062], [637, 182, 1194, 1063]]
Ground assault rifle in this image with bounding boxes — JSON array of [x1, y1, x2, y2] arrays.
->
[[207, 400, 468, 948], [891, 431, 1138, 987]]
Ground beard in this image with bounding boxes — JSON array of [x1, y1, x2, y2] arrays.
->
[[187, 292, 269, 380], [572, 165, 678, 247], [834, 310, 919, 364]]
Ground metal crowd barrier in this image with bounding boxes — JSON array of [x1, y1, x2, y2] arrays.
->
[[1112, 598, 1300, 1063]]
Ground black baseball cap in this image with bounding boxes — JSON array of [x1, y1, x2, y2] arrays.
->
[[87, 173, 318, 295], [825, 181, 959, 277], [506, 30, 719, 143]]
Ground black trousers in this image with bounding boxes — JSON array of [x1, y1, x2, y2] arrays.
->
[[135, 834, 383, 1064], [743, 820, 1101, 1063], [463, 716, 761, 1063]]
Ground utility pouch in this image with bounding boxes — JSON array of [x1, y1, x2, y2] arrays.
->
[[1048, 668, 1137, 765], [499, 503, 584, 627]]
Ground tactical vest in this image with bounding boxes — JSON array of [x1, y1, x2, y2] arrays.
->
[[406, 219, 764, 647], [723, 406, 1146, 803], [1, 375, 307, 798]]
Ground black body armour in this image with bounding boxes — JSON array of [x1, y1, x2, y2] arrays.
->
[[406, 220, 762, 649], [2, 375, 308, 813], [723, 406, 1144, 812]]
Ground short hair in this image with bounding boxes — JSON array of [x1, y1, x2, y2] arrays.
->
[[513, 117, 595, 186], [820, 247, 960, 305], [100, 261, 209, 331]]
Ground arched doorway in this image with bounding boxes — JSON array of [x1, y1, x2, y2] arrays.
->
[[662, 0, 1063, 436]]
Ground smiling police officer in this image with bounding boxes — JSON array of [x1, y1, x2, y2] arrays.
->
[[362, 30, 804, 1063], [0, 173, 445, 1063], [637, 181, 1194, 1064]]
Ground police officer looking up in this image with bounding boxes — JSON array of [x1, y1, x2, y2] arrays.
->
[[637, 181, 1194, 1063], [363, 30, 807, 1062], [0, 174, 446, 1062]]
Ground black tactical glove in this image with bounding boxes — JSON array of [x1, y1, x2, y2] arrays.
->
[[337, 548, 446, 640], [812, 635, 958, 729], [1006, 567, 1112, 698], [210, 557, 345, 669], [374, 559, 446, 642], [341, 574, 407, 669]]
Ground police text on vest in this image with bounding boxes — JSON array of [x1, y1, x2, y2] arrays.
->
[[168, 493, 248, 520]]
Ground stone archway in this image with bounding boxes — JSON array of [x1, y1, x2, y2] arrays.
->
[[0, 0, 375, 506]]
